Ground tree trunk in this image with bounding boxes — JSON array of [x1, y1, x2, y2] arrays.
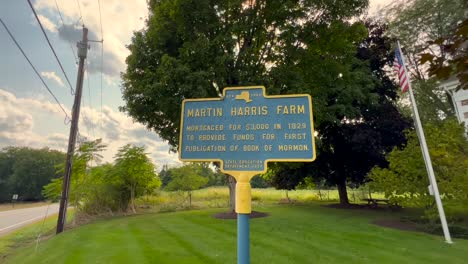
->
[[337, 180, 349, 205], [285, 190, 290, 202], [130, 187, 136, 213], [189, 191, 192, 207], [227, 175, 236, 212]]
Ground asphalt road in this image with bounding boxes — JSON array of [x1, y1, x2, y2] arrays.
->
[[0, 203, 60, 236]]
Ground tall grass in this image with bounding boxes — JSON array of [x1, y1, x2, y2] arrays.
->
[[136, 186, 385, 212]]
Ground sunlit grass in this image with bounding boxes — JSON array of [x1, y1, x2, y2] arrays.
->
[[136, 186, 385, 213], [4, 204, 467, 264]]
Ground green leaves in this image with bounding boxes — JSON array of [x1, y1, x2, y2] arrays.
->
[[0, 147, 65, 202], [166, 163, 208, 192], [122, 0, 371, 149], [114, 144, 160, 194], [41, 141, 160, 214], [369, 119, 468, 220]]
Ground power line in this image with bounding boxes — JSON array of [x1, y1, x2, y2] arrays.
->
[[76, 0, 84, 25], [27, 0, 75, 95], [54, 0, 78, 64], [0, 18, 71, 120]]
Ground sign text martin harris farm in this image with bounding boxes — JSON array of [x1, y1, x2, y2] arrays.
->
[[179, 86, 316, 172]]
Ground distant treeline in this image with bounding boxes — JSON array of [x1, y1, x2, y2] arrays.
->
[[0, 147, 65, 202]]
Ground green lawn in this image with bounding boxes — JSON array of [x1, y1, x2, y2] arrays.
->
[[4, 204, 467, 264]]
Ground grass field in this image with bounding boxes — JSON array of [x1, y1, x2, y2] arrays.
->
[[136, 186, 385, 212], [3, 204, 467, 264]]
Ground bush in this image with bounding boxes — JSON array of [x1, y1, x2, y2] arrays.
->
[[369, 119, 468, 221]]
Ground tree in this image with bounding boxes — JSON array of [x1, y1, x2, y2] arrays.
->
[[422, 18, 468, 90], [383, 0, 464, 121], [159, 164, 173, 188], [383, 0, 465, 81], [198, 162, 226, 187], [166, 163, 208, 207], [44, 142, 160, 214], [263, 162, 306, 201], [369, 119, 468, 221], [0, 147, 65, 202], [43, 139, 107, 208], [264, 20, 411, 204], [122, 0, 370, 208], [114, 144, 161, 213]]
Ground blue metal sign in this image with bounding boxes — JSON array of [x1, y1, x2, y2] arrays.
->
[[179, 86, 315, 172]]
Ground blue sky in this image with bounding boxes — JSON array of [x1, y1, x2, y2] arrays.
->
[[0, 0, 179, 167], [0, 0, 387, 168]]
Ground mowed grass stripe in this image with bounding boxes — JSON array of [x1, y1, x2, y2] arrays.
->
[[254, 206, 462, 263], [153, 217, 220, 263], [250, 207, 387, 263], [4, 205, 468, 264]]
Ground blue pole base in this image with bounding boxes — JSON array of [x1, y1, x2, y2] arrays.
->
[[237, 213, 250, 264]]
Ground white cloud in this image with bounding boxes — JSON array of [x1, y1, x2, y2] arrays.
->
[[34, 0, 148, 77], [0, 88, 179, 168], [37, 14, 57, 33], [41, 71, 64, 87], [78, 104, 179, 168], [0, 89, 51, 148]]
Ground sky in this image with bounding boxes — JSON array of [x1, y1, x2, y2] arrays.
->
[[0, 0, 390, 169]]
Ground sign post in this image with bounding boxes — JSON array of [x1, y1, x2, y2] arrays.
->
[[11, 194, 18, 208], [179, 86, 315, 264]]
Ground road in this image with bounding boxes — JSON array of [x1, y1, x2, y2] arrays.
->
[[0, 203, 60, 236]]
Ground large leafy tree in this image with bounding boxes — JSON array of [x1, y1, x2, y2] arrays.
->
[[122, 0, 370, 207], [114, 144, 161, 213], [122, 0, 369, 149], [422, 18, 468, 90], [311, 21, 411, 204], [384, 0, 465, 81], [166, 163, 208, 207], [383, 0, 465, 122], [265, 21, 411, 204], [0, 147, 65, 202]]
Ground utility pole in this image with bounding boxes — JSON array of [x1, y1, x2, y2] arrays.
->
[[56, 27, 88, 234]]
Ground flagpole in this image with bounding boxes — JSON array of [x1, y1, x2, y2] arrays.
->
[[397, 41, 452, 243]]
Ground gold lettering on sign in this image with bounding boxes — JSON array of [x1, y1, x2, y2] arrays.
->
[[198, 134, 226, 141], [243, 145, 259, 151], [284, 133, 307, 140], [276, 105, 305, 115], [185, 145, 226, 152], [233, 134, 255, 140], [187, 107, 223, 117], [229, 124, 242, 130], [245, 124, 269, 130], [278, 145, 309, 151], [231, 106, 268, 116], [262, 134, 275, 140], [186, 125, 224, 131]]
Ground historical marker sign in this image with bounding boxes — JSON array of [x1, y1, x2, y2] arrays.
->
[[179, 86, 315, 172]]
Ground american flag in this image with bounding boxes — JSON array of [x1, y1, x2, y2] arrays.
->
[[393, 48, 409, 93]]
